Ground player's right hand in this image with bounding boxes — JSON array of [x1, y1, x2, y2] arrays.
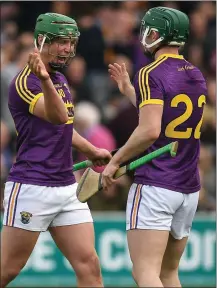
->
[[108, 63, 131, 94], [28, 48, 50, 81]]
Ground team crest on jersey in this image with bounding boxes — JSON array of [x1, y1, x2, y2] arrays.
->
[[20, 211, 32, 224]]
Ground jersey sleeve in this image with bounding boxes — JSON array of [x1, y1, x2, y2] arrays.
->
[[13, 65, 43, 114], [134, 67, 164, 109]]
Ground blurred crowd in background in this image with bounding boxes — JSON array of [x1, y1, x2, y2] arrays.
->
[[1, 1, 216, 212]]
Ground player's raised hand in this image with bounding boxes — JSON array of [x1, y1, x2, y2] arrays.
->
[[108, 63, 131, 94], [28, 48, 50, 81]]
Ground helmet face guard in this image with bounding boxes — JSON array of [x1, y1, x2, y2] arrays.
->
[[34, 13, 80, 70], [140, 7, 189, 54], [35, 34, 79, 70], [139, 21, 164, 49]]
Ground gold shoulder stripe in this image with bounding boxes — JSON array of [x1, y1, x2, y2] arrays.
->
[[16, 65, 39, 104], [138, 67, 146, 102], [139, 56, 168, 103], [139, 61, 160, 103], [19, 65, 35, 101], [144, 56, 168, 101], [24, 66, 39, 99], [138, 62, 155, 103], [15, 67, 31, 104]]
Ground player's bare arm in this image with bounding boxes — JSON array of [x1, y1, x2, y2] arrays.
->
[[28, 49, 68, 124], [108, 63, 136, 106], [72, 129, 112, 166], [102, 104, 163, 188]]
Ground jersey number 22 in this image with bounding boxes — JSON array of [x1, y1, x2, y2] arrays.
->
[[165, 94, 206, 139]]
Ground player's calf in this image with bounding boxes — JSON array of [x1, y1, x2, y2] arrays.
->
[[160, 234, 188, 287]]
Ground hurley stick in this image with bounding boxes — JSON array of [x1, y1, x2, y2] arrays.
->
[[76, 141, 178, 203]]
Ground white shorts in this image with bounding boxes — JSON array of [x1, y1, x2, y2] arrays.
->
[[126, 183, 199, 240], [3, 181, 93, 232]]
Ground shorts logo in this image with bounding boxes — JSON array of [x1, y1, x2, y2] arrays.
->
[[20, 211, 32, 224]]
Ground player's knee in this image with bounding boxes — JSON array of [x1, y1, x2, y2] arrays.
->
[[132, 264, 159, 285], [1, 266, 20, 286], [1, 257, 26, 285], [162, 256, 180, 271], [76, 251, 101, 279], [160, 261, 179, 280]]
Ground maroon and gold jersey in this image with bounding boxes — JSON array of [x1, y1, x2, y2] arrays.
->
[[133, 54, 207, 193], [7, 65, 76, 186]]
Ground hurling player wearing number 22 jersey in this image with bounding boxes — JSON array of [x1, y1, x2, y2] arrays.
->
[[103, 7, 207, 287], [1, 13, 110, 287]]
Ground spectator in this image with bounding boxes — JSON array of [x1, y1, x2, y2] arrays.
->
[[65, 56, 90, 103], [74, 101, 116, 173]]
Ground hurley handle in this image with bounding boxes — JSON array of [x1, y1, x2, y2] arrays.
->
[[73, 142, 178, 173], [128, 141, 178, 171], [73, 160, 93, 171], [73, 149, 119, 172], [114, 141, 178, 178]]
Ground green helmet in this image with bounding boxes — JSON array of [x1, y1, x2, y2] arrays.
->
[[140, 7, 189, 50], [34, 13, 80, 69]]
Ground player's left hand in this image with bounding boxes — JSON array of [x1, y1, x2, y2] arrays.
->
[[88, 148, 112, 167], [102, 162, 119, 189]]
